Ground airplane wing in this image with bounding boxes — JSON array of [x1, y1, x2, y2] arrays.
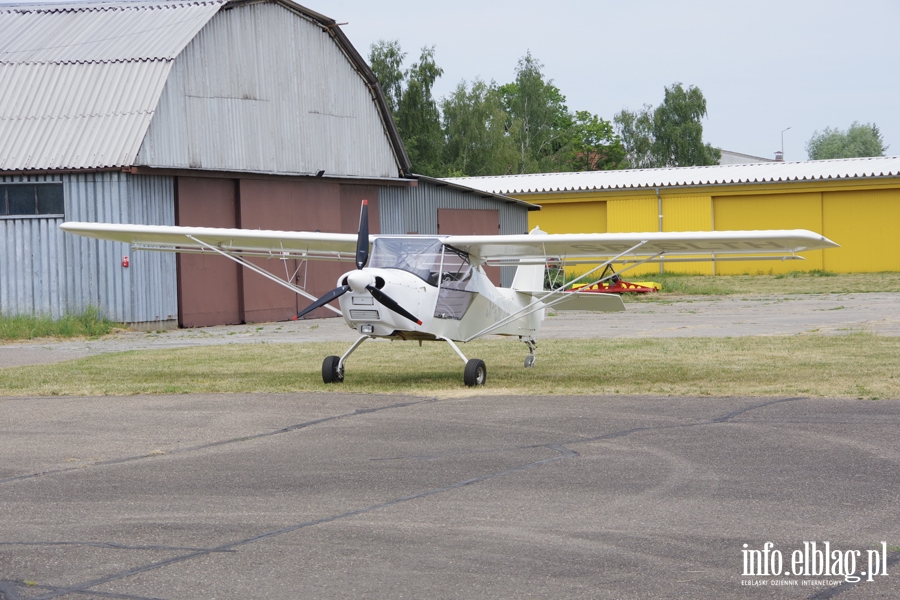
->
[[443, 230, 838, 263], [59, 222, 360, 260], [61, 222, 838, 264]]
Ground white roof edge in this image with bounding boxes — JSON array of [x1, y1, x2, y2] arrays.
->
[[443, 156, 900, 196]]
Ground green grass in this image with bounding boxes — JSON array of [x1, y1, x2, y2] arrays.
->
[[1, 335, 898, 399], [617, 271, 900, 299], [0, 307, 117, 341]]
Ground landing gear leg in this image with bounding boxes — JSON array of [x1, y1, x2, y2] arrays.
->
[[322, 335, 368, 384], [438, 336, 486, 387], [522, 337, 537, 368]]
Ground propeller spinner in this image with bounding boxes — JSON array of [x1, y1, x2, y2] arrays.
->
[[295, 200, 422, 325]]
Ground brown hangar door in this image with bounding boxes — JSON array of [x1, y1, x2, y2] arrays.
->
[[437, 208, 501, 285], [238, 180, 380, 323], [176, 176, 380, 327], [175, 177, 242, 328]]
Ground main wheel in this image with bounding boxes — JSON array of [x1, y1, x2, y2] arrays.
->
[[322, 355, 344, 384], [463, 358, 486, 387]]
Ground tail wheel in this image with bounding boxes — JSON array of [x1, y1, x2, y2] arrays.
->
[[463, 359, 486, 387], [322, 355, 344, 384]]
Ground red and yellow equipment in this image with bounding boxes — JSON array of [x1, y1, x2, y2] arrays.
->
[[571, 280, 660, 294]]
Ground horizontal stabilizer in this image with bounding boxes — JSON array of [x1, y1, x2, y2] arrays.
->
[[532, 291, 626, 313]]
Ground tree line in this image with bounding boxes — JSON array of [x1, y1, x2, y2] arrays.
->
[[806, 123, 888, 160], [370, 41, 887, 176]]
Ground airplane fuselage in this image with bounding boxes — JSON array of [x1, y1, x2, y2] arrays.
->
[[337, 265, 543, 342]]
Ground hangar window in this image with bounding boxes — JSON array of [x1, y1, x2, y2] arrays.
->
[[0, 183, 65, 217]]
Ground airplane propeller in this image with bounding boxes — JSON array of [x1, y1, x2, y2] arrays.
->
[[295, 200, 422, 325]]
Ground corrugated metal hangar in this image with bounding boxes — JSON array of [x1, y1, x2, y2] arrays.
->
[[0, 0, 534, 327], [448, 156, 900, 276]]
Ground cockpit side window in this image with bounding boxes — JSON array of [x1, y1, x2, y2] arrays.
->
[[437, 246, 474, 290], [434, 246, 477, 320]]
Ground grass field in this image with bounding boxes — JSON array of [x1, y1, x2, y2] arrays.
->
[[622, 271, 900, 299], [1, 334, 897, 399], [2, 272, 897, 341], [1, 272, 898, 399], [0, 307, 117, 341]]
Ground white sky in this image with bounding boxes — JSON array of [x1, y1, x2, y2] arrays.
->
[[316, 0, 898, 162]]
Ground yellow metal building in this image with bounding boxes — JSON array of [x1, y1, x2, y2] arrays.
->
[[447, 156, 900, 276]]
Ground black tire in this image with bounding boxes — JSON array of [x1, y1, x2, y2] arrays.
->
[[463, 358, 486, 387], [322, 355, 344, 384]]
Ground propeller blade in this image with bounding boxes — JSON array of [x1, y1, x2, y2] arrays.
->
[[295, 285, 350, 320], [366, 285, 422, 325], [356, 199, 369, 270]]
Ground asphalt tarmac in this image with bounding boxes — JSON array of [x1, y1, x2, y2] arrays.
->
[[1, 293, 898, 598], [0, 393, 898, 599]]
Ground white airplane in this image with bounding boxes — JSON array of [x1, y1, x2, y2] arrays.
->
[[61, 201, 837, 386]]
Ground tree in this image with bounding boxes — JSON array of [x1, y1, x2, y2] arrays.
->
[[370, 44, 628, 176], [565, 111, 626, 171], [498, 52, 573, 173], [806, 122, 887, 160], [652, 83, 720, 167], [395, 47, 444, 176], [612, 104, 656, 169], [369, 40, 405, 116], [614, 83, 720, 168], [441, 79, 517, 176], [368, 42, 445, 176]]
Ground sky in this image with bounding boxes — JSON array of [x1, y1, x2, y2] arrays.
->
[[313, 0, 898, 162]]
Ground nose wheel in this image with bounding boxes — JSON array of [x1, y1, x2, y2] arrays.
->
[[322, 336, 370, 384], [322, 355, 344, 383]]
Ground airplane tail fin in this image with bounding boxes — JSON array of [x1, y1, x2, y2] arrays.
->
[[511, 226, 548, 292]]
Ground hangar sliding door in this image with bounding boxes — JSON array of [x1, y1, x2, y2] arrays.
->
[[527, 201, 607, 234], [238, 179, 380, 322], [823, 189, 900, 273], [175, 177, 381, 326], [713, 193, 824, 275], [175, 177, 241, 327], [661, 195, 713, 275], [238, 179, 304, 323]]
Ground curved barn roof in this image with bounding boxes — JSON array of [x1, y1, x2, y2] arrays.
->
[[0, 0, 410, 175], [444, 156, 900, 195]]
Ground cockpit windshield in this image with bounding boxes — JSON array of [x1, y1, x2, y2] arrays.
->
[[369, 237, 445, 284]]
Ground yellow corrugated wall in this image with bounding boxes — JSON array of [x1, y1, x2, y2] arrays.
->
[[606, 197, 658, 276], [823, 188, 900, 272], [513, 181, 900, 277], [527, 201, 607, 234], [713, 193, 825, 274], [607, 197, 657, 232], [662, 195, 713, 275], [525, 199, 608, 279]]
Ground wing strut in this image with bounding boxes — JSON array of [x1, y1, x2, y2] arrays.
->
[[185, 235, 342, 315]]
